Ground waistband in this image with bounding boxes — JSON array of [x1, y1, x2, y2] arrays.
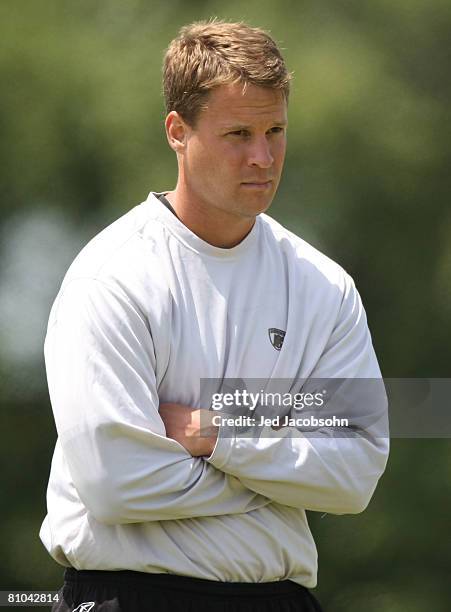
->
[[64, 569, 307, 598]]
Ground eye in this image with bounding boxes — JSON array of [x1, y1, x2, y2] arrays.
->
[[229, 130, 250, 137], [268, 127, 285, 134]]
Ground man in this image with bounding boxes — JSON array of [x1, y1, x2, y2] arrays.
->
[[41, 20, 389, 612]]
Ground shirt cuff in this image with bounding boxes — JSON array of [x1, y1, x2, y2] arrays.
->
[[205, 421, 236, 470]]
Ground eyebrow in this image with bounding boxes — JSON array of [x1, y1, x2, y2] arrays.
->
[[222, 121, 288, 131]]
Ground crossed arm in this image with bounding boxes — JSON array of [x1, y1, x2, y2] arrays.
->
[[46, 276, 389, 526]]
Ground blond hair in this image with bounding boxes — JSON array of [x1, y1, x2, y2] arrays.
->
[[163, 19, 292, 126]]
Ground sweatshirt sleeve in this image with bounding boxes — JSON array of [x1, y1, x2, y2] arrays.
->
[[207, 273, 389, 515], [44, 277, 270, 525]]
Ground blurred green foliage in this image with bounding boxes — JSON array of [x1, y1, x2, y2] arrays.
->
[[1, 1, 450, 610]]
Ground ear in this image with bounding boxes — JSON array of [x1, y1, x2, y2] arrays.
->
[[165, 111, 189, 153]]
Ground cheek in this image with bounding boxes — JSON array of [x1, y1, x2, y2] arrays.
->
[[189, 139, 243, 189], [274, 140, 287, 166], [210, 147, 242, 178]]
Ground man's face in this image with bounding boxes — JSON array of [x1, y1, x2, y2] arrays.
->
[[177, 82, 288, 222]]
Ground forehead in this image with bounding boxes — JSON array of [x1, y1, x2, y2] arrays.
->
[[199, 83, 287, 127]]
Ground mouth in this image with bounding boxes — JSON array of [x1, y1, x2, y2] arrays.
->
[[241, 180, 272, 190]]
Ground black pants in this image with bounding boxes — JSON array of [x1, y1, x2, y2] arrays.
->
[[52, 569, 324, 612]]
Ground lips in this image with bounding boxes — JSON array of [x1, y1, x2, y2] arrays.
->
[[241, 180, 272, 189], [242, 180, 272, 184]]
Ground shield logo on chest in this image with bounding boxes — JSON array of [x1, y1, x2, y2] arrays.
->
[[268, 328, 286, 351]]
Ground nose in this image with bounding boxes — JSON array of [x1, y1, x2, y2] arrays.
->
[[247, 136, 274, 169]]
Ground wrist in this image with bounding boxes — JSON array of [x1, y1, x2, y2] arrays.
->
[[196, 410, 218, 456]]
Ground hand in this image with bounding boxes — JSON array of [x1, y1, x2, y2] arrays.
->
[[159, 403, 219, 457]]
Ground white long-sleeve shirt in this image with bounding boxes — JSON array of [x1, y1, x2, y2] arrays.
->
[[40, 191, 389, 587]]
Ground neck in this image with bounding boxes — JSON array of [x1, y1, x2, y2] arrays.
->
[[165, 183, 255, 249]]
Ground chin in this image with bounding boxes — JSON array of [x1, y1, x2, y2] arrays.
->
[[240, 203, 272, 220], [244, 193, 274, 215]]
